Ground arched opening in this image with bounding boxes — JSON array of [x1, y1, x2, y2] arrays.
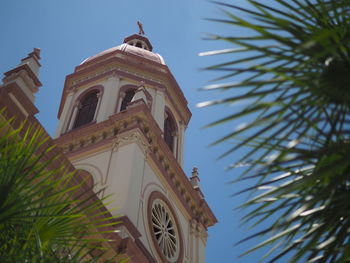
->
[[120, 89, 135, 111], [136, 41, 143, 48], [73, 91, 98, 129], [164, 113, 176, 152]]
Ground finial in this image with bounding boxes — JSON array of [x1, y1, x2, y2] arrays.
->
[[21, 48, 41, 63], [33, 48, 41, 59], [190, 166, 200, 190], [137, 21, 145, 35], [191, 166, 199, 177]]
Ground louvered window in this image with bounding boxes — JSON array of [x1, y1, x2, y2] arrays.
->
[[73, 92, 98, 128]]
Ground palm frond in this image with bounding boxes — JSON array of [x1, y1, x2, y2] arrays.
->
[[202, 0, 350, 261], [0, 117, 125, 262]]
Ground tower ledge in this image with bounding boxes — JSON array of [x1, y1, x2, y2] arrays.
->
[[54, 102, 217, 228]]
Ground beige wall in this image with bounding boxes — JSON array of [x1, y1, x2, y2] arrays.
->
[[69, 130, 206, 262]]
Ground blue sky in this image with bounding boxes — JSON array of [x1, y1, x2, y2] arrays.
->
[[0, 1, 268, 262]]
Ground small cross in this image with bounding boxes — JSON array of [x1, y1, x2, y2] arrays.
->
[[137, 21, 145, 35]]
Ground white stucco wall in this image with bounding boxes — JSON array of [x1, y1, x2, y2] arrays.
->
[[68, 133, 205, 262]]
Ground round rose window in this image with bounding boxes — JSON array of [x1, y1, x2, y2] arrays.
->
[[148, 192, 183, 263]]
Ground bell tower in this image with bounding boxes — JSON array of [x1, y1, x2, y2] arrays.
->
[[54, 30, 217, 263]]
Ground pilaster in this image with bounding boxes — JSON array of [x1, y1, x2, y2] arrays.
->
[[55, 91, 76, 136], [178, 121, 185, 166], [97, 75, 120, 122], [153, 87, 165, 130]]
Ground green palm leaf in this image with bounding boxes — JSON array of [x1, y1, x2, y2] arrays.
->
[[202, 0, 350, 261], [0, 116, 125, 262]]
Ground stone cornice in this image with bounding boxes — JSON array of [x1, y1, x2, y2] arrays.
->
[[3, 64, 42, 88], [54, 103, 217, 228]]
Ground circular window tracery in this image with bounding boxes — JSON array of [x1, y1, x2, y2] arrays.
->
[[148, 192, 183, 263], [152, 200, 178, 261]]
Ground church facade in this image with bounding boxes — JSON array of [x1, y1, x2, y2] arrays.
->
[[0, 31, 216, 263]]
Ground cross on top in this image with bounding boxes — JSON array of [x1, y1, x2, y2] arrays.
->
[[137, 21, 145, 35]]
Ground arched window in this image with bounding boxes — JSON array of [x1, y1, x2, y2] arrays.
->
[[164, 113, 176, 152], [73, 91, 98, 128], [120, 89, 135, 111]]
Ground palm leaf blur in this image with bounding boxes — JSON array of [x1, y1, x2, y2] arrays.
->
[[200, 0, 350, 262], [0, 117, 122, 263]]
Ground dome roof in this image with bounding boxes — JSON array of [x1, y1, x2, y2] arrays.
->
[[81, 43, 165, 65]]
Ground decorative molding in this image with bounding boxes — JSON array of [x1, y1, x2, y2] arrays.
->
[[74, 85, 104, 101], [3, 63, 42, 88], [54, 103, 217, 228], [190, 220, 208, 244], [73, 65, 163, 88], [114, 129, 151, 156]]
